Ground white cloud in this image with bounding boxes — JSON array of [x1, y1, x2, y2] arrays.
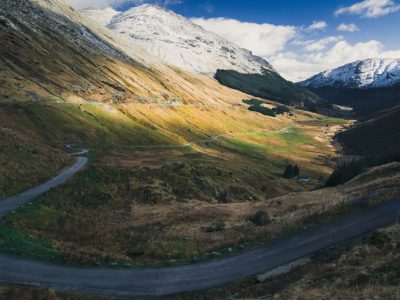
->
[[65, 0, 182, 9], [191, 16, 400, 82], [382, 50, 400, 57], [335, 0, 400, 18], [191, 18, 296, 57], [270, 40, 400, 82], [307, 21, 328, 31], [337, 23, 360, 32], [302, 36, 343, 52]]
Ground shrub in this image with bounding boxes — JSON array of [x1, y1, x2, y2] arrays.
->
[[248, 105, 276, 117], [274, 105, 290, 115], [283, 164, 300, 179], [202, 220, 226, 233], [247, 211, 270, 226], [242, 99, 265, 106], [215, 220, 226, 232]]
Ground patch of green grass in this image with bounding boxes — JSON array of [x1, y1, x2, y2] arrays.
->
[[273, 127, 315, 148], [7, 202, 62, 231], [301, 116, 347, 126], [0, 226, 59, 261]]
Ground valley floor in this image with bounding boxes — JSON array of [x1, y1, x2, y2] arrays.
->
[[0, 100, 347, 267]]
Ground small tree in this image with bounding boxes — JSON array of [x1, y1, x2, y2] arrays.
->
[[294, 165, 300, 176], [283, 165, 295, 178], [283, 164, 300, 179], [247, 211, 270, 226]]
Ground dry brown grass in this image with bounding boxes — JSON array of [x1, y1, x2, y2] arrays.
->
[[3, 156, 398, 268], [0, 285, 112, 300]]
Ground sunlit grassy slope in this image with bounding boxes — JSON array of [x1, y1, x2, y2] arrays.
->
[[0, 0, 248, 106]]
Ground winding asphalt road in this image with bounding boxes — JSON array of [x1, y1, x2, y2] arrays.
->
[[0, 157, 87, 219], [0, 157, 400, 298]]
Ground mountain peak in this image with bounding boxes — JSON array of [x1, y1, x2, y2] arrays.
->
[[81, 5, 273, 75], [300, 58, 400, 89], [80, 7, 120, 26], [130, 3, 173, 12]]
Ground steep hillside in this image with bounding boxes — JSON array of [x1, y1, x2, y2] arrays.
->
[[215, 69, 331, 112], [325, 106, 400, 186], [338, 106, 400, 155], [299, 59, 400, 116], [0, 0, 248, 105]]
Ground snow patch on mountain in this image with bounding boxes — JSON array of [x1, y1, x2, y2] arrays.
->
[[81, 4, 274, 75], [80, 7, 119, 26], [299, 58, 400, 89]]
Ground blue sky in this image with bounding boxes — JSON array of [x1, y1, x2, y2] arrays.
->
[[67, 0, 400, 81], [115, 0, 400, 47]]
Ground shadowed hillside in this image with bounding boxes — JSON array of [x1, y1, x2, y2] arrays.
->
[[326, 106, 400, 186], [215, 69, 332, 112], [305, 85, 400, 117]]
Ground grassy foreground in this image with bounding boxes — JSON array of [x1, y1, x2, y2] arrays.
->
[[2, 224, 400, 299], [1, 160, 397, 268], [177, 224, 400, 300]]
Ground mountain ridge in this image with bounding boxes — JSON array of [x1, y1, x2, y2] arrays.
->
[[299, 58, 400, 89], [81, 4, 274, 75]]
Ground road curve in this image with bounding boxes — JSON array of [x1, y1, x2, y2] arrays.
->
[[0, 157, 88, 219], [0, 158, 399, 297]]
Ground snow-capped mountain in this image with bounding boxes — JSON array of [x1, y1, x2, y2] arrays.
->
[[1, 0, 252, 104], [299, 58, 400, 89], [81, 4, 273, 75]]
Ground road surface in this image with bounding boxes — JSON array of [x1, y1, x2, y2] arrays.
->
[[0, 157, 399, 298], [0, 157, 87, 219]]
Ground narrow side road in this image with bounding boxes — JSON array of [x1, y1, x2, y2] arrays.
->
[[0, 156, 399, 298], [0, 157, 88, 219]]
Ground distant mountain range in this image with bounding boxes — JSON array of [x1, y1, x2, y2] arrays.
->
[[82, 4, 328, 111], [299, 58, 400, 89], [299, 58, 400, 116]]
